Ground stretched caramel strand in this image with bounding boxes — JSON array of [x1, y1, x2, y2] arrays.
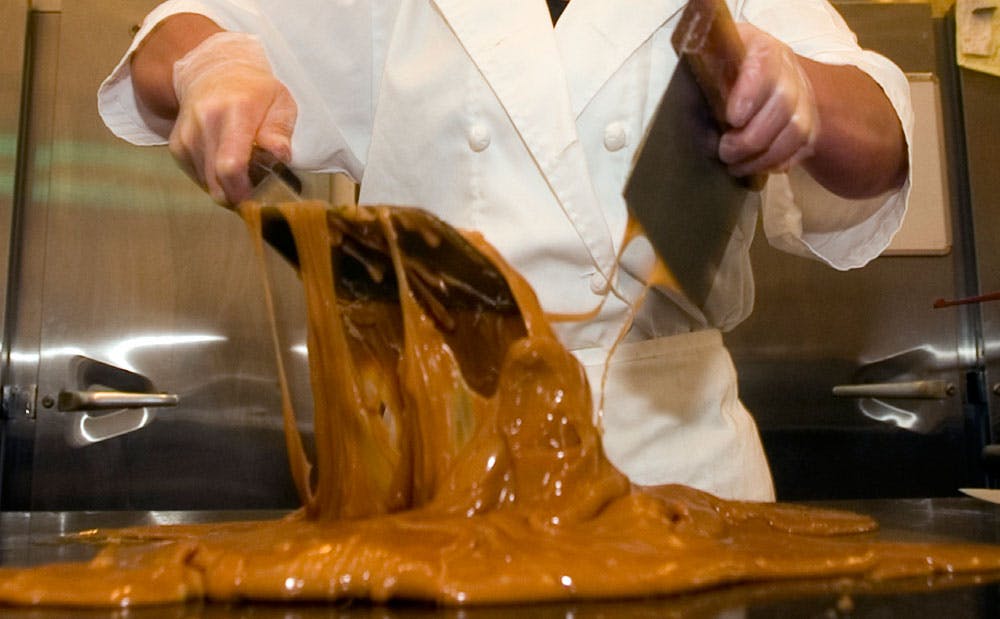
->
[[238, 201, 314, 508]]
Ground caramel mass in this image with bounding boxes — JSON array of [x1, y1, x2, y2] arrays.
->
[[2, 201, 1000, 607]]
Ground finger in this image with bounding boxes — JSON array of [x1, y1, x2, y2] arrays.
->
[[255, 87, 297, 163], [200, 128, 229, 206], [727, 115, 815, 177], [202, 159, 228, 206], [168, 120, 208, 191], [212, 105, 260, 205], [719, 82, 795, 165], [190, 109, 231, 206]]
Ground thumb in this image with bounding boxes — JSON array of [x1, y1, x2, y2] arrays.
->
[[255, 87, 297, 163]]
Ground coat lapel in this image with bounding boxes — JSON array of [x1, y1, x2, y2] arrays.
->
[[555, 0, 687, 117], [432, 0, 618, 277], [431, 0, 683, 281]]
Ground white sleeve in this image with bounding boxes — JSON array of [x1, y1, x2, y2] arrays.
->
[[96, 0, 386, 180], [97, 1, 227, 145], [735, 0, 914, 270]]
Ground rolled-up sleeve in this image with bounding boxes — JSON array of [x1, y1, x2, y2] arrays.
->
[[737, 0, 914, 270], [97, 1, 230, 145], [96, 0, 381, 181]]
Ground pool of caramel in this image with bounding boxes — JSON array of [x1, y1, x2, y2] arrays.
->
[[2, 202, 1000, 608]]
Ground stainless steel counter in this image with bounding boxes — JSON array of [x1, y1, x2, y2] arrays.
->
[[3, 498, 1000, 617]]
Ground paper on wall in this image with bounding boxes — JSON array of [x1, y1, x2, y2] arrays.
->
[[957, 0, 1000, 77]]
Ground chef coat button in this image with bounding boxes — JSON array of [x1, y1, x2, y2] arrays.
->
[[603, 122, 627, 152], [589, 272, 610, 294], [468, 125, 491, 152]]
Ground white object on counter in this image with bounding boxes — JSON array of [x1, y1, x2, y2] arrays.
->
[[959, 487, 1000, 503]]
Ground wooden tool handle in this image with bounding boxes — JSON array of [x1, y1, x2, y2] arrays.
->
[[671, 0, 766, 190]]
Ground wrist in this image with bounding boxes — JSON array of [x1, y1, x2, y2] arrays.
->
[[798, 57, 908, 198], [131, 13, 224, 120], [172, 32, 272, 103]]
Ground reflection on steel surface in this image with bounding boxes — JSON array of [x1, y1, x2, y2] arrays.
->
[[103, 333, 227, 373], [69, 407, 155, 447], [8, 332, 226, 371], [858, 399, 932, 433], [9, 345, 86, 365]]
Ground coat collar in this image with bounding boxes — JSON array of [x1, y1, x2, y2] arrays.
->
[[430, 0, 685, 279], [556, 0, 687, 117]]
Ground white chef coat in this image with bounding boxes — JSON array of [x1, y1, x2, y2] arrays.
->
[[98, 0, 914, 501]]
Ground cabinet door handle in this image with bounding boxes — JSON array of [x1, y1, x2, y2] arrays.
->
[[57, 390, 179, 412], [832, 380, 956, 400]]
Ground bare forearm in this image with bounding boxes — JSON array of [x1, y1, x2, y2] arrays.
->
[[799, 58, 908, 199], [130, 13, 224, 120]]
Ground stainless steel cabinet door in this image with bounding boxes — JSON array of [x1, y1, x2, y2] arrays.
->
[[2, 1, 319, 510], [0, 0, 27, 343]]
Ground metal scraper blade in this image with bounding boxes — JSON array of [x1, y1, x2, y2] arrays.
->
[[623, 56, 750, 309]]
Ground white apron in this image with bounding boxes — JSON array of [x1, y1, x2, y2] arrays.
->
[[576, 330, 774, 501]]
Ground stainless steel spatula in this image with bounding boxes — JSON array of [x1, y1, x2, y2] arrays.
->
[[624, 0, 764, 309], [246, 149, 517, 315]]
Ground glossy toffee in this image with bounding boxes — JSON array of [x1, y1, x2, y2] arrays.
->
[[1, 201, 999, 607]]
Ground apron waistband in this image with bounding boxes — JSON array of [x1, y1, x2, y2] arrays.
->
[[571, 328, 723, 367]]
